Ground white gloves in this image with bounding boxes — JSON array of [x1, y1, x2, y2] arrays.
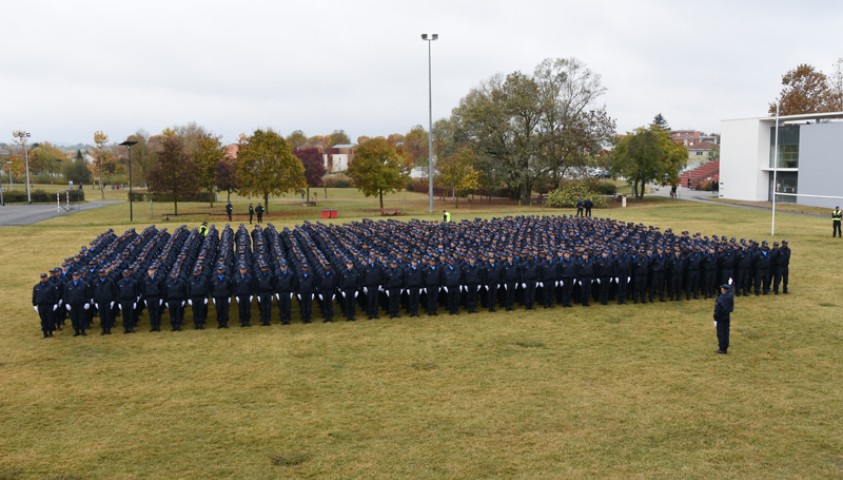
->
[[204, 298, 208, 305], [188, 300, 193, 306], [83, 303, 90, 310], [443, 287, 448, 293], [33, 306, 39, 313], [713, 321, 718, 328], [53, 305, 58, 311], [66, 304, 72, 311], [110, 302, 115, 309], [249, 295, 253, 303]]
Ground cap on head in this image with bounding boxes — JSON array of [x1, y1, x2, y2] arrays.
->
[[720, 283, 733, 290], [40, 272, 48, 278]]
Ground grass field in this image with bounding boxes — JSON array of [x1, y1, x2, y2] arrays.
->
[[2, 188, 842, 479]]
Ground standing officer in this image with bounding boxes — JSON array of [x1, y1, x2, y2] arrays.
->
[[583, 198, 593, 217], [233, 264, 254, 327], [165, 270, 187, 331], [49, 267, 67, 330], [501, 254, 520, 311], [833, 206, 842, 237], [255, 204, 264, 223], [423, 257, 442, 316], [142, 264, 165, 332], [93, 269, 118, 335], [595, 250, 614, 305], [403, 257, 423, 317], [483, 254, 502, 312], [254, 261, 276, 326], [338, 259, 360, 320], [211, 264, 233, 328], [443, 257, 462, 315], [713, 283, 735, 354], [520, 254, 539, 310], [296, 264, 316, 323], [383, 259, 404, 318], [361, 256, 383, 319], [64, 269, 91, 337], [463, 256, 483, 313], [117, 269, 139, 333], [773, 240, 791, 294], [188, 266, 210, 329], [225, 202, 233, 221], [577, 251, 595, 307], [248, 203, 255, 224], [198, 221, 209, 237], [557, 251, 577, 308], [317, 261, 338, 322], [33, 272, 57, 338], [276, 262, 295, 324]]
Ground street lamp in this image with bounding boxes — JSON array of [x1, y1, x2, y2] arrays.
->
[[421, 33, 438, 214], [771, 100, 780, 237], [12, 130, 32, 204], [120, 139, 138, 222]]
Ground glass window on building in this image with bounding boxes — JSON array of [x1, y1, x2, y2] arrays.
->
[[769, 125, 800, 168], [770, 171, 798, 204]]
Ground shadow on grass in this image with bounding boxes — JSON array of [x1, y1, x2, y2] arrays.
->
[[270, 453, 311, 467]]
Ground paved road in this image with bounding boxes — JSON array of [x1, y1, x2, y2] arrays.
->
[[0, 201, 119, 226]]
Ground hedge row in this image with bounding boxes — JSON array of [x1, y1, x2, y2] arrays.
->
[[2, 189, 85, 204], [129, 192, 215, 202]]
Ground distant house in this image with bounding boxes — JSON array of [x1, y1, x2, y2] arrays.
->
[[671, 130, 720, 170], [323, 144, 354, 173]]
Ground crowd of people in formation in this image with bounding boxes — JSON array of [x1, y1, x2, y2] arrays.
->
[[32, 215, 792, 338]]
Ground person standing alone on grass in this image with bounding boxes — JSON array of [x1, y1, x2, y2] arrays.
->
[[225, 202, 233, 221], [248, 203, 255, 224], [713, 283, 734, 354], [255, 204, 264, 223], [833, 206, 842, 238]]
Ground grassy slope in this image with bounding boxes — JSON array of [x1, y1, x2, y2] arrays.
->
[[1, 190, 842, 479]]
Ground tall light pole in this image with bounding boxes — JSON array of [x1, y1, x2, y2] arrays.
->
[[12, 130, 32, 204], [120, 139, 138, 222], [771, 101, 780, 237], [421, 33, 438, 214]]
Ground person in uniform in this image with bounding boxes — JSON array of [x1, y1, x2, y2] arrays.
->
[[403, 258, 423, 317], [254, 261, 276, 326], [773, 240, 790, 294], [296, 264, 316, 323], [225, 203, 233, 221], [443, 257, 462, 315], [423, 257, 442, 316], [165, 270, 187, 331], [117, 269, 139, 333], [501, 254, 520, 311], [338, 259, 360, 320], [142, 264, 165, 332], [233, 264, 254, 326], [383, 259, 404, 318], [255, 204, 264, 223], [463, 256, 483, 313], [33, 272, 57, 338], [316, 262, 338, 322], [361, 257, 383, 319], [276, 262, 295, 324], [713, 283, 735, 354], [248, 203, 255, 224], [64, 269, 91, 336], [483, 254, 502, 312], [576, 252, 594, 307], [188, 266, 210, 329], [198, 221, 209, 237], [211, 264, 233, 328], [93, 269, 118, 335], [833, 206, 842, 237]]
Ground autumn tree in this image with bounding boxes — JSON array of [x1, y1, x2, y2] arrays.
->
[[652, 113, 670, 131], [347, 137, 409, 208], [148, 133, 198, 215], [92, 130, 117, 199], [328, 129, 351, 146], [236, 129, 306, 212], [64, 150, 92, 185], [769, 64, 838, 115], [294, 146, 326, 202], [215, 156, 238, 203], [29, 142, 68, 177], [191, 131, 225, 207], [286, 130, 308, 150], [437, 146, 480, 207], [403, 125, 429, 168], [610, 122, 686, 200]]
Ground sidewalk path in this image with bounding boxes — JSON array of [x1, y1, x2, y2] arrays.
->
[[0, 201, 120, 226]]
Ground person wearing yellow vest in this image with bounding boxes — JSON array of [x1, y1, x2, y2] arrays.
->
[[198, 221, 209, 237], [833, 206, 842, 238], [442, 210, 451, 222]]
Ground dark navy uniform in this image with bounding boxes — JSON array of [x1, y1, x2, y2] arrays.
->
[[211, 267, 233, 328], [33, 274, 57, 337], [317, 264, 338, 322], [296, 265, 316, 323], [361, 260, 383, 319], [255, 265, 276, 326], [64, 272, 91, 336], [483, 259, 502, 312], [165, 272, 187, 331], [462, 258, 483, 313], [557, 253, 576, 308], [117, 270, 139, 333], [383, 262, 404, 318], [142, 267, 165, 332], [233, 266, 254, 326], [714, 284, 735, 354], [773, 240, 790, 294], [403, 260, 423, 317], [443, 261, 462, 315], [188, 269, 210, 329], [423, 261, 442, 316], [93, 271, 118, 334], [501, 258, 520, 311], [338, 262, 360, 320], [276, 264, 295, 324]]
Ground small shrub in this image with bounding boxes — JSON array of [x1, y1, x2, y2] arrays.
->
[[546, 180, 608, 209]]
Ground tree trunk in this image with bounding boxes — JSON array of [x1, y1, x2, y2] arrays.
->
[[209, 188, 214, 208], [455, 191, 459, 208], [306, 186, 310, 205], [174, 196, 179, 216], [227, 190, 231, 202], [264, 192, 269, 213], [379, 190, 384, 209]]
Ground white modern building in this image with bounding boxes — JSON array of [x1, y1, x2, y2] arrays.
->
[[720, 111, 843, 208]]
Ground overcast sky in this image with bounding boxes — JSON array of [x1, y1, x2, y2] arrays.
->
[[2, 0, 841, 146]]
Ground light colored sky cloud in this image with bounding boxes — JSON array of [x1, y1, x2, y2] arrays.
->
[[2, 0, 841, 146]]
